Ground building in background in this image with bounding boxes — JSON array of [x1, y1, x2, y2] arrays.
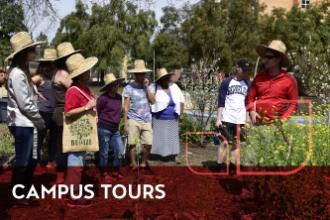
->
[[259, 0, 324, 14]]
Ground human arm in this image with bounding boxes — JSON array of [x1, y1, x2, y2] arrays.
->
[[144, 79, 155, 104], [11, 71, 44, 129], [216, 80, 227, 127], [123, 97, 130, 135], [281, 76, 298, 119], [246, 79, 260, 124]]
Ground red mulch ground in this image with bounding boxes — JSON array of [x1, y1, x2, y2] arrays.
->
[[0, 166, 329, 219]]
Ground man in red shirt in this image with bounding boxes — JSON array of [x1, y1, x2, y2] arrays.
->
[[246, 40, 298, 124], [242, 40, 298, 168]]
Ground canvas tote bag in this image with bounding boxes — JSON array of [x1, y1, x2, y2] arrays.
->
[[62, 86, 99, 153]]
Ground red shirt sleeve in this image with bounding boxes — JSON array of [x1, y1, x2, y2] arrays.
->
[[246, 77, 258, 111], [281, 75, 298, 119], [64, 89, 81, 113]]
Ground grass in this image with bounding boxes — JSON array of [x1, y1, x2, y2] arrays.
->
[[0, 124, 14, 163]]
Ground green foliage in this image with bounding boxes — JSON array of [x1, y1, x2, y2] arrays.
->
[[0, 124, 14, 161], [53, 0, 157, 74], [179, 0, 262, 72], [240, 107, 330, 166], [0, 0, 27, 65], [153, 6, 188, 69]]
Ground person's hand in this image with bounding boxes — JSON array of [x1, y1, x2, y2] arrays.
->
[[245, 121, 252, 129], [123, 122, 129, 136], [250, 111, 261, 124], [216, 119, 222, 128], [37, 92, 47, 102], [144, 78, 150, 88], [35, 119, 45, 130], [85, 99, 96, 110]]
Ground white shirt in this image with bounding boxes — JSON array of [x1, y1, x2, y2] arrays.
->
[[222, 79, 248, 124], [149, 83, 185, 115]]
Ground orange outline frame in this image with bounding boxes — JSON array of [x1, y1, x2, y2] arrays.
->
[[185, 100, 313, 176]]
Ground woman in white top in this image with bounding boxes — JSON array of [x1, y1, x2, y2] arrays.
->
[[149, 68, 184, 162], [6, 32, 45, 207]]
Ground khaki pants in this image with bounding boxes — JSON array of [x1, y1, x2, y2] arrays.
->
[[128, 119, 152, 146]]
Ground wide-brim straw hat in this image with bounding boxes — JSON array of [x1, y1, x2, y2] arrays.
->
[[36, 48, 57, 62], [100, 73, 125, 91], [256, 40, 290, 67], [127, 59, 152, 73], [5, 32, 46, 62], [156, 68, 173, 81], [66, 53, 98, 79], [56, 42, 81, 60]]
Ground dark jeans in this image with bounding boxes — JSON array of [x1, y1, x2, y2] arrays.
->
[[38, 111, 57, 163], [53, 125, 67, 171], [9, 126, 37, 196]]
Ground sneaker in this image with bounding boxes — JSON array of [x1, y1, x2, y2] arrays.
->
[[55, 172, 65, 184], [174, 156, 181, 164], [214, 163, 226, 172], [101, 173, 114, 184], [130, 164, 138, 171], [229, 163, 237, 176], [112, 171, 124, 180], [66, 198, 91, 208], [34, 164, 46, 176], [46, 161, 56, 171]]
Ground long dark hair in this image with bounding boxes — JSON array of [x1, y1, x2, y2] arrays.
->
[[10, 49, 30, 75], [55, 57, 68, 72], [9, 49, 34, 86], [36, 62, 55, 80], [156, 75, 171, 90]]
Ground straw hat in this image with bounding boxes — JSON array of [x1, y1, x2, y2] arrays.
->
[[56, 42, 81, 60], [36, 48, 57, 62], [5, 32, 46, 62], [66, 53, 98, 79], [156, 68, 173, 81], [100, 73, 125, 91], [127, 59, 152, 73], [256, 40, 290, 67]]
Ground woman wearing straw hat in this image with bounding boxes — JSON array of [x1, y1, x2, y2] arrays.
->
[[123, 59, 155, 170], [32, 48, 57, 173], [64, 53, 98, 208], [97, 73, 125, 182], [6, 32, 45, 207], [149, 68, 184, 162], [52, 42, 80, 184]]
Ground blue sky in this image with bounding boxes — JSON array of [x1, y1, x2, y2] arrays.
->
[[33, 0, 199, 42]]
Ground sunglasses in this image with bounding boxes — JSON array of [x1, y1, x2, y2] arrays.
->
[[27, 47, 36, 53], [263, 54, 278, 60]]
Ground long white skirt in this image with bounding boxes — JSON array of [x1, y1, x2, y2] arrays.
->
[[151, 118, 180, 157]]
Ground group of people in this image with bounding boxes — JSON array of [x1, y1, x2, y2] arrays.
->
[[2, 30, 299, 207], [215, 40, 298, 170], [3, 32, 185, 208]]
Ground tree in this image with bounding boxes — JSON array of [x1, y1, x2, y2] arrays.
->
[[36, 32, 49, 58], [53, 0, 157, 76], [0, 0, 27, 65], [181, 0, 262, 73], [153, 6, 188, 69]]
